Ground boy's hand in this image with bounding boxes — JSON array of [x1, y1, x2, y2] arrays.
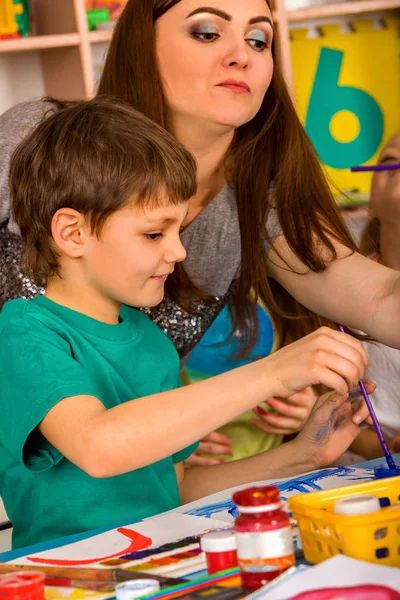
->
[[293, 380, 376, 468], [251, 387, 317, 435], [184, 432, 232, 466], [264, 327, 368, 399]]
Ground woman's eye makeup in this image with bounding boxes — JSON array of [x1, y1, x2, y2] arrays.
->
[[187, 19, 271, 50], [379, 154, 400, 164], [189, 20, 219, 42], [246, 29, 269, 51]]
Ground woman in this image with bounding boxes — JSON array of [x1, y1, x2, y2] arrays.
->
[[1, 0, 400, 457]]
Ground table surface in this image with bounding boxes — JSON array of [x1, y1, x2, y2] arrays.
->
[[1, 454, 399, 563]]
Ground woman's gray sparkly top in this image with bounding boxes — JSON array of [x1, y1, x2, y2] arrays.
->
[[0, 101, 282, 357]]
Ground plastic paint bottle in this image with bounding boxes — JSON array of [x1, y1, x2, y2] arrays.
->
[[333, 495, 381, 516], [0, 571, 45, 600], [115, 579, 160, 600], [200, 530, 238, 575], [233, 486, 295, 591]]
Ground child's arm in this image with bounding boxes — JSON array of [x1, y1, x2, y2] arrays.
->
[[350, 427, 400, 460], [176, 386, 375, 502], [38, 326, 369, 479]]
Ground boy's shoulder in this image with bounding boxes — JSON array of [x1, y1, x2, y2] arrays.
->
[[0, 297, 68, 343]]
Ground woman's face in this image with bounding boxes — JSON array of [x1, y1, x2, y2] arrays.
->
[[156, 0, 274, 132], [370, 132, 400, 224]]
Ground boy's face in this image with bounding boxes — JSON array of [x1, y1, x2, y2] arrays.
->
[[82, 198, 188, 309]]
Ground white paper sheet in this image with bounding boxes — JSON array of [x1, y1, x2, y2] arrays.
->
[[11, 513, 229, 566], [255, 555, 400, 599]]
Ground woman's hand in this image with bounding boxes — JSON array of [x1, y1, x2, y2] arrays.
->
[[263, 327, 369, 399], [184, 431, 232, 466], [251, 387, 317, 435], [293, 380, 376, 468]]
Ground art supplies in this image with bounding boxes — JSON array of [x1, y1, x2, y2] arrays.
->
[[333, 494, 381, 516], [351, 163, 400, 172], [200, 531, 238, 575], [115, 579, 160, 600], [232, 487, 295, 591], [251, 555, 400, 600], [0, 564, 186, 587], [136, 568, 243, 600], [288, 476, 400, 566], [338, 325, 400, 476], [0, 571, 45, 600]]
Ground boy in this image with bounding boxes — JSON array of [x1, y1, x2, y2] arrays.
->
[[0, 98, 372, 548]]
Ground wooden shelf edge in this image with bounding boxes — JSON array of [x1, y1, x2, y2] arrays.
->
[[287, 0, 400, 22], [0, 33, 80, 53], [88, 29, 114, 44]]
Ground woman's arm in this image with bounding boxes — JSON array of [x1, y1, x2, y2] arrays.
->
[[267, 234, 400, 347]]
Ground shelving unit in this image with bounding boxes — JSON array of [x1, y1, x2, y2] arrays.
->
[[0, 0, 399, 112]]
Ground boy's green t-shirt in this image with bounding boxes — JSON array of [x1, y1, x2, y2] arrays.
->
[[0, 296, 198, 549]]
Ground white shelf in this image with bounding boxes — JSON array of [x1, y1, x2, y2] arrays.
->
[[0, 34, 80, 54]]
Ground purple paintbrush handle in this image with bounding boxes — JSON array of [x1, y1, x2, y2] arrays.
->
[[351, 163, 400, 172], [338, 325, 396, 470]]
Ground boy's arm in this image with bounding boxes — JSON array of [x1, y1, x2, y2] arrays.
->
[[176, 387, 374, 503], [39, 327, 369, 479]]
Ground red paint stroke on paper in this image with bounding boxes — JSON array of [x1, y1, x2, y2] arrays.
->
[[27, 528, 152, 566]]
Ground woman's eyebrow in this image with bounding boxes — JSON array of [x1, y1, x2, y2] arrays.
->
[[185, 7, 274, 30]]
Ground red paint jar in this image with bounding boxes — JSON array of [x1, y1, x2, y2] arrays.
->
[[233, 486, 295, 591], [0, 572, 45, 600], [200, 531, 238, 575]]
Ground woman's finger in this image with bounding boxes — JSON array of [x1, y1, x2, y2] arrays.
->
[[250, 418, 294, 435], [197, 441, 232, 455]]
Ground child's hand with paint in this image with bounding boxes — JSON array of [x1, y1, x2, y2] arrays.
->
[[293, 380, 376, 468]]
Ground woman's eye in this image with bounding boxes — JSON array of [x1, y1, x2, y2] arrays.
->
[[379, 155, 399, 164], [146, 233, 162, 241], [191, 31, 219, 42], [246, 30, 269, 52], [247, 38, 268, 51]]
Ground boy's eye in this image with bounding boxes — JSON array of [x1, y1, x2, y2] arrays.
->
[[146, 233, 163, 241]]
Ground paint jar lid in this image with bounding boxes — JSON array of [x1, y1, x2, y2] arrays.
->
[[233, 486, 283, 513], [0, 571, 45, 600], [115, 579, 161, 600], [200, 530, 237, 553], [334, 494, 381, 516]]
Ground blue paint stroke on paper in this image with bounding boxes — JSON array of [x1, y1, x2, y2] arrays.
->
[[183, 467, 373, 519]]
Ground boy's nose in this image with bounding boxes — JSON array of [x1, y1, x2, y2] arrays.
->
[[166, 238, 187, 264]]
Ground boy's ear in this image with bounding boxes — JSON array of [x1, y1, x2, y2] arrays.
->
[[51, 208, 88, 258]]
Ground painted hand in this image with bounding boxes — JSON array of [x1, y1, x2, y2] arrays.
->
[[183, 431, 233, 467], [294, 379, 376, 468], [251, 387, 317, 435]]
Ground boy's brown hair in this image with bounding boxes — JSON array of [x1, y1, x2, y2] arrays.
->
[[10, 97, 197, 287]]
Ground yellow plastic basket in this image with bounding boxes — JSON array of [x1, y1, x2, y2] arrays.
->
[[288, 476, 400, 567]]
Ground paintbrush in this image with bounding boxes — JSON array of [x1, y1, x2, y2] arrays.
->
[[338, 324, 397, 471], [350, 163, 400, 172], [0, 563, 187, 587]]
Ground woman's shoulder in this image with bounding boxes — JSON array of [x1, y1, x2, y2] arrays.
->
[[0, 98, 59, 226], [0, 98, 58, 139]]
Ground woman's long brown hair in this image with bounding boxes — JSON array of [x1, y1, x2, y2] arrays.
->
[[98, 0, 358, 355]]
